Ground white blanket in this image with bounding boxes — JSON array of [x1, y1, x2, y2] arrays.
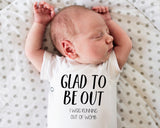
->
[[0, 0, 160, 128]]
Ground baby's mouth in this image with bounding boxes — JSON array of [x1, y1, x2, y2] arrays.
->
[[108, 47, 113, 53]]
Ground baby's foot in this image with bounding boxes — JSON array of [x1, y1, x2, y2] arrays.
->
[[34, 1, 55, 25]]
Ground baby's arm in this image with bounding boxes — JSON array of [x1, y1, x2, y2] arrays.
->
[[25, 2, 55, 72], [93, 6, 132, 69]]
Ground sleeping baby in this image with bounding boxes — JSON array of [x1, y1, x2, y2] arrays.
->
[[25, 1, 132, 128]]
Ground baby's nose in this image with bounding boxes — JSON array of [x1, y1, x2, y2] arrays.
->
[[105, 35, 113, 44]]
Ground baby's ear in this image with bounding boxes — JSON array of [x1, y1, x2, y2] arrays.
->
[[61, 40, 78, 59]]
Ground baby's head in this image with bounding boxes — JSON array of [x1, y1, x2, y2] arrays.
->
[[50, 5, 113, 64]]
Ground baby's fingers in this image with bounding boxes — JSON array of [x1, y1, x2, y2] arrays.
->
[[50, 9, 55, 17], [92, 6, 99, 12], [34, 2, 38, 9], [92, 6, 109, 13], [41, 1, 55, 17]]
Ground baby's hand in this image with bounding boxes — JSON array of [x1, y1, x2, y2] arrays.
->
[[92, 6, 112, 21], [34, 1, 55, 25]]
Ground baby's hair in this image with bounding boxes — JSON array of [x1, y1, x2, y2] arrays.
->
[[50, 5, 91, 54]]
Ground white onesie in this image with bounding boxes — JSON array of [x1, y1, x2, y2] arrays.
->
[[41, 51, 121, 128]]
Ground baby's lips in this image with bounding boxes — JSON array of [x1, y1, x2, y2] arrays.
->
[[108, 46, 113, 52]]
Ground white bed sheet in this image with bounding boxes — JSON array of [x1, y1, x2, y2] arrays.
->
[[0, 0, 160, 128]]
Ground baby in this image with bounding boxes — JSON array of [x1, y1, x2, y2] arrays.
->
[[25, 1, 132, 128]]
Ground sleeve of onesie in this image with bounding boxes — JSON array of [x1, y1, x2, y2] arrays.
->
[[40, 51, 56, 81], [106, 51, 122, 81]]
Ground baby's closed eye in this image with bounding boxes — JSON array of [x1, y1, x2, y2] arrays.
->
[[94, 29, 109, 39], [94, 32, 104, 39]]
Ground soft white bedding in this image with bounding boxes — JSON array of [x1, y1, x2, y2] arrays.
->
[[0, 0, 160, 128]]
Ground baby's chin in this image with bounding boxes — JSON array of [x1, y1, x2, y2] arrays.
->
[[93, 54, 111, 64]]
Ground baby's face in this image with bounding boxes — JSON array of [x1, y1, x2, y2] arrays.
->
[[72, 11, 113, 64]]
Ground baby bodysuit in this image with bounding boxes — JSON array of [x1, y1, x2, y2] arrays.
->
[[41, 51, 121, 128]]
